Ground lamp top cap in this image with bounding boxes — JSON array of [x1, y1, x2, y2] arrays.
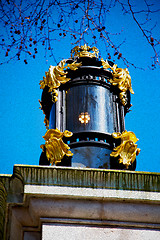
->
[[71, 44, 99, 58]]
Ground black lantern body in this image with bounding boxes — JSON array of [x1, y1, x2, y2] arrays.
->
[[39, 47, 137, 170]]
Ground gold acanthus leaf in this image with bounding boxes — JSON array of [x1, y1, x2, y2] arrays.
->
[[101, 59, 134, 106], [40, 128, 73, 165], [110, 130, 140, 168], [39, 60, 82, 101], [39, 60, 70, 95], [66, 61, 82, 71], [39, 60, 81, 129]]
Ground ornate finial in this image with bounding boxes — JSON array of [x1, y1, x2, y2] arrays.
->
[[110, 130, 140, 168], [71, 44, 99, 58]]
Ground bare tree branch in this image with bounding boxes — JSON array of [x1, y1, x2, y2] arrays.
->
[[0, 0, 159, 68]]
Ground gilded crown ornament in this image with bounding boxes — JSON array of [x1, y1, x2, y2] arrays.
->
[[71, 44, 99, 58]]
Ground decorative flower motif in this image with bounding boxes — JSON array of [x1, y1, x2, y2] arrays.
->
[[110, 130, 140, 168], [41, 128, 73, 165]]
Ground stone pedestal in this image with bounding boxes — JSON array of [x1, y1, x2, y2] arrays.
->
[[0, 165, 160, 239]]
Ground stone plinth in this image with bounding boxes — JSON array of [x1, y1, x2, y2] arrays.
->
[[0, 165, 160, 239]]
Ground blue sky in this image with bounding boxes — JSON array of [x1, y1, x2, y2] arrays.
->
[[0, 1, 160, 174]]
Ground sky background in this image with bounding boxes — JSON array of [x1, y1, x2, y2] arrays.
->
[[0, 1, 160, 174]]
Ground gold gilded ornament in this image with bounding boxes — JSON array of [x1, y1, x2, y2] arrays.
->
[[40, 60, 81, 101], [110, 130, 140, 168], [39, 99, 49, 129], [39, 60, 81, 128], [101, 59, 134, 106], [67, 61, 82, 70], [71, 44, 99, 58], [39, 60, 70, 95], [51, 89, 59, 102], [40, 128, 73, 165]]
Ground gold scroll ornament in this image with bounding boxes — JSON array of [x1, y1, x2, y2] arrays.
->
[[39, 60, 82, 101], [39, 60, 81, 128], [40, 128, 73, 165], [101, 59, 134, 106], [110, 130, 140, 168]]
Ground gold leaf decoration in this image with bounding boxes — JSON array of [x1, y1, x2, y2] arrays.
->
[[110, 130, 140, 168], [39, 60, 81, 128], [40, 60, 82, 101], [51, 89, 59, 102], [101, 58, 134, 106], [39, 60, 70, 97], [40, 128, 73, 165], [66, 61, 82, 70], [71, 44, 99, 58]]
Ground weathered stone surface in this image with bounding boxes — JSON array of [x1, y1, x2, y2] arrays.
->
[[9, 164, 160, 191], [0, 165, 160, 239], [42, 223, 160, 240]]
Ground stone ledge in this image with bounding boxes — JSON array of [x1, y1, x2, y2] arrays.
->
[[24, 185, 160, 202], [0, 164, 160, 204], [12, 164, 160, 192]]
